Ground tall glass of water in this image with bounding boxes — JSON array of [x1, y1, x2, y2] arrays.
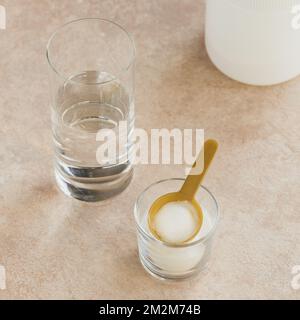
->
[[47, 18, 135, 201]]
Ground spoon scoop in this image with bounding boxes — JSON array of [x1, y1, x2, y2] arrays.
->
[[148, 139, 218, 244]]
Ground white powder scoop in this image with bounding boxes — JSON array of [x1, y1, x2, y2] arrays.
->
[[153, 201, 200, 243], [148, 140, 218, 244]]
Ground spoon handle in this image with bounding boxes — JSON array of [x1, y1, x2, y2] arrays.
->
[[180, 139, 218, 200]]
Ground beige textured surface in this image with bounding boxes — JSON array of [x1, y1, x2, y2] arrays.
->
[[0, 0, 299, 299]]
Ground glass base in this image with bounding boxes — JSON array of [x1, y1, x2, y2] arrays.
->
[[54, 161, 133, 202], [139, 253, 207, 281]]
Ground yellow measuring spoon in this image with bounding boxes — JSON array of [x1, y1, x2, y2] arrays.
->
[[148, 139, 218, 244]]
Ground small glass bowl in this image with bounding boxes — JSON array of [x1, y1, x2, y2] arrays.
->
[[134, 178, 219, 280]]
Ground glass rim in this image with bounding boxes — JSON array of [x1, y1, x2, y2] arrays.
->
[[134, 178, 220, 248], [46, 17, 136, 85]]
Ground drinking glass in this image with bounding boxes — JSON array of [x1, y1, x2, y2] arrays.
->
[[47, 18, 135, 202], [134, 179, 219, 280]]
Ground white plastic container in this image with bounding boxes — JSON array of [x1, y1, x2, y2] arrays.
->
[[205, 0, 300, 85]]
